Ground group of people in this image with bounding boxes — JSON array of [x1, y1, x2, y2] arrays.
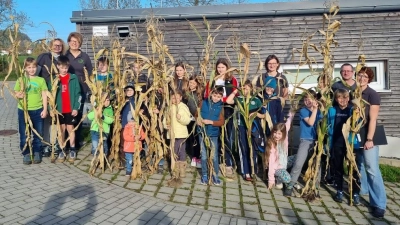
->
[[14, 31, 387, 219]]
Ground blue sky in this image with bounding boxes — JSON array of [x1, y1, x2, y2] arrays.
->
[[15, 0, 272, 41]]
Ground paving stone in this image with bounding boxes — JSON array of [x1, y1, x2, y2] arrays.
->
[[126, 182, 142, 190], [207, 206, 224, 214], [112, 180, 127, 187], [209, 192, 223, 200], [155, 193, 171, 201], [193, 185, 208, 192], [191, 197, 205, 205], [226, 208, 242, 216], [209, 186, 224, 194], [99, 173, 115, 180], [281, 215, 299, 224], [244, 210, 261, 220], [297, 211, 314, 219], [301, 218, 319, 225], [208, 199, 223, 207], [175, 189, 191, 196], [140, 191, 154, 197], [333, 216, 352, 223], [279, 207, 296, 217], [225, 201, 241, 209], [141, 184, 158, 192], [263, 213, 281, 222], [173, 195, 188, 203], [225, 188, 239, 195], [158, 186, 175, 194]]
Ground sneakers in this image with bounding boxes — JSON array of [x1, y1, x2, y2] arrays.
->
[[33, 152, 42, 164], [244, 174, 252, 181], [191, 157, 197, 167], [334, 191, 344, 203], [42, 146, 51, 157], [126, 171, 132, 177], [225, 166, 234, 179], [212, 175, 221, 186], [23, 154, 32, 165], [68, 149, 77, 163], [283, 188, 293, 197], [353, 194, 361, 206], [275, 182, 283, 190], [371, 207, 385, 218], [200, 176, 208, 185], [57, 151, 66, 163], [196, 158, 202, 169]]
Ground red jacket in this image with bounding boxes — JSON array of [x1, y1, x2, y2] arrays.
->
[[204, 76, 238, 103]]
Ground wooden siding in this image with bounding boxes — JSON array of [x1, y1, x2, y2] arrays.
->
[[77, 12, 400, 137]]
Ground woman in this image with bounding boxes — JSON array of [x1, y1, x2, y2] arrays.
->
[[204, 58, 238, 179], [256, 55, 289, 99], [65, 32, 93, 148], [36, 38, 65, 156], [353, 66, 386, 218]]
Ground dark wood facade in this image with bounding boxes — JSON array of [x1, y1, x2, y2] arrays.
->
[[72, 2, 400, 138]]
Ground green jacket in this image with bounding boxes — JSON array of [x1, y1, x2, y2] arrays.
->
[[51, 74, 81, 112], [87, 105, 114, 133]]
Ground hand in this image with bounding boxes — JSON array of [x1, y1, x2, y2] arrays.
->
[[165, 125, 170, 129], [41, 110, 47, 119], [153, 108, 159, 114], [139, 109, 144, 114], [135, 135, 140, 141], [196, 117, 203, 126], [312, 101, 318, 110], [202, 119, 213, 125], [15, 91, 25, 99], [268, 183, 275, 189], [364, 140, 374, 150], [71, 110, 78, 117], [176, 114, 181, 120]]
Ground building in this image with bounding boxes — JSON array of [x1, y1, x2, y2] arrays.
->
[[71, 0, 400, 157]]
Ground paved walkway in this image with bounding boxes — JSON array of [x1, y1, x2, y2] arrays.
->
[[1, 82, 400, 225]]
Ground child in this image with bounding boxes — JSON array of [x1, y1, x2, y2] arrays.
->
[[226, 80, 265, 181], [54, 55, 81, 163], [171, 62, 189, 94], [263, 76, 284, 134], [163, 91, 192, 178], [327, 89, 360, 204], [15, 57, 48, 164], [265, 112, 294, 189], [198, 87, 225, 185], [120, 82, 136, 167], [123, 121, 146, 176], [87, 93, 114, 156], [95, 56, 113, 87], [284, 90, 322, 197], [187, 75, 203, 168]]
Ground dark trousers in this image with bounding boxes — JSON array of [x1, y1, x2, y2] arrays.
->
[[332, 146, 347, 191], [174, 138, 186, 161], [238, 125, 258, 175], [187, 121, 200, 158], [223, 107, 235, 167]]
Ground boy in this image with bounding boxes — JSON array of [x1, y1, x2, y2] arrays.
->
[[54, 55, 81, 163], [15, 57, 48, 164], [163, 91, 192, 178], [284, 90, 322, 196], [95, 56, 113, 87], [198, 87, 225, 185], [263, 76, 284, 134], [327, 89, 360, 204]]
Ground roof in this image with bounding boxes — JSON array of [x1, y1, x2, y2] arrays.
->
[[71, 0, 400, 23]]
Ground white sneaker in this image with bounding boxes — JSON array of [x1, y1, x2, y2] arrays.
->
[[191, 157, 197, 167], [196, 159, 202, 169], [275, 183, 283, 190]]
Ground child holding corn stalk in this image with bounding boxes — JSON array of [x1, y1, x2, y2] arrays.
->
[[87, 92, 114, 157], [198, 87, 225, 185], [284, 90, 322, 197], [15, 57, 48, 164], [120, 83, 136, 165], [53, 56, 81, 163], [123, 121, 146, 176], [163, 91, 191, 178], [265, 111, 294, 189], [327, 89, 361, 204], [226, 80, 265, 181]]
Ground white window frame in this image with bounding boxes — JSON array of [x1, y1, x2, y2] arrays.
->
[[281, 61, 388, 94]]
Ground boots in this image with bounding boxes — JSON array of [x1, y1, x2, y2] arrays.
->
[[180, 161, 187, 178], [173, 162, 180, 178]]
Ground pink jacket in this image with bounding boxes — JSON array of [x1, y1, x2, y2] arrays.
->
[[268, 112, 293, 184]]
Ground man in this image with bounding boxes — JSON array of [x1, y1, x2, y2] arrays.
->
[[332, 63, 356, 92]]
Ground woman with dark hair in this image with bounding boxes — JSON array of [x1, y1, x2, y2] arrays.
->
[[353, 67, 386, 218], [204, 58, 238, 179], [171, 62, 189, 94], [256, 55, 289, 99]]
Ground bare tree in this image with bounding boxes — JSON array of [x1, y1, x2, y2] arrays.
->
[[80, 0, 141, 9], [0, 0, 29, 29]]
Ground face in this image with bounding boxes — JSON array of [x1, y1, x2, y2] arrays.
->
[[125, 88, 134, 97], [25, 64, 37, 76], [57, 65, 69, 76], [357, 72, 369, 86], [211, 93, 223, 103], [340, 65, 354, 81], [242, 85, 251, 96], [273, 130, 283, 142], [265, 87, 274, 95], [267, 59, 279, 73], [133, 63, 141, 75], [52, 40, 63, 54], [98, 62, 108, 74], [217, 63, 227, 76], [68, 37, 80, 50], [188, 80, 198, 91], [171, 94, 182, 105], [336, 95, 349, 108], [303, 97, 314, 109], [104, 98, 111, 107], [175, 66, 185, 78]]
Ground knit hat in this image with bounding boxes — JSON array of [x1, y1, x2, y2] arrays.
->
[[124, 82, 134, 90], [265, 76, 277, 90]]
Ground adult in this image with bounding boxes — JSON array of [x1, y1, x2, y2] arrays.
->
[[36, 38, 65, 156], [65, 32, 93, 148], [204, 58, 238, 179], [332, 63, 357, 92], [353, 67, 386, 218], [255, 54, 289, 99]]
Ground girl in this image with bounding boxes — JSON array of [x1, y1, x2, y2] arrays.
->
[[170, 62, 189, 95], [204, 58, 238, 178], [226, 80, 265, 181], [15, 57, 48, 164], [265, 111, 294, 189], [187, 75, 204, 168]]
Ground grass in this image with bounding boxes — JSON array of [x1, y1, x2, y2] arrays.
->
[[380, 164, 400, 182], [0, 55, 35, 81]]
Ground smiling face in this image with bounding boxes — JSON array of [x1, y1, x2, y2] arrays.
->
[[98, 62, 108, 74], [175, 66, 185, 78], [25, 63, 37, 76], [303, 96, 314, 109], [188, 80, 198, 91], [68, 37, 80, 51], [217, 63, 227, 76], [357, 72, 370, 87], [57, 64, 69, 76], [266, 58, 279, 73], [336, 94, 349, 109], [340, 65, 354, 81], [125, 88, 134, 97], [273, 130, 283, 142], [265, 87, 274, 96], [171, 93, 182, 105], [211, 92, 223, 103], [52, 40, 63, 55]]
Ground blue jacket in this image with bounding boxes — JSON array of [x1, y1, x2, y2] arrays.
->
[[327, 106, 360, 151], [263, 94, 283, 135], [200, 99, 224, 137], [121, 97, 135, 128]]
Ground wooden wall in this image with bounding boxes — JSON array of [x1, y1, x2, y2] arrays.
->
[[77, 11, 400, 137]]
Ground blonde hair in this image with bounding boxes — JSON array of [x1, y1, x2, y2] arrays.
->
[[334, 88, 350, 99], [23, 57, 37, 68], [49, 38, 66, 55]]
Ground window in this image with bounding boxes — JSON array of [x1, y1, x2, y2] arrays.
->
[[281, 61, 388, 94]]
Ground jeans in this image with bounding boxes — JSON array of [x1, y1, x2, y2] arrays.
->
[[359, 160, 369, 195], [238, 125, 258, 175], [125, 152, 134, 173], [18, 108, 44, 155], [200, 134, 219, 178], [354, 147, 386, 210], [91, 131, 109, 156]]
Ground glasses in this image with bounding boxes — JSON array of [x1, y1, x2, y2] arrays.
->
[[341, 70, 353, 73], [53, 45, 62, 48], [357, 74, 369, 79]]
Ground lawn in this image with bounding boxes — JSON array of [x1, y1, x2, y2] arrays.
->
[[380, 164, 400, 182]]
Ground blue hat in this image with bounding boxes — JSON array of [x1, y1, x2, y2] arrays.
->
[[265, 76, 277, 90]]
